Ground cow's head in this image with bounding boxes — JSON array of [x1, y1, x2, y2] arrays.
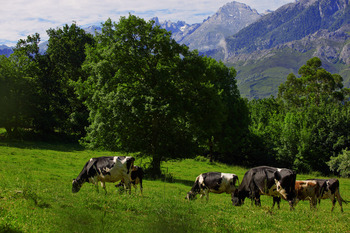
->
[[274, 169, 296, 207], [231, 189, 244, 206], [186, 191, 198, 200], [72, 179, 82, 193]]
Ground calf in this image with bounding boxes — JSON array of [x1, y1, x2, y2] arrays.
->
[[294, 180, 320, 210], [307, 178, 348, 212], [116, 165, 144, 194], [231, 166, 296, 210], [186, 172, 239, 201], [72, 156, 135, 194]]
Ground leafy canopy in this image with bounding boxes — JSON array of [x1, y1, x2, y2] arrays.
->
[[80, 15, 243, 175], [278, 57, 348, 108]]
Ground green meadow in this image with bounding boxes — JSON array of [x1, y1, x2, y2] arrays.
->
[[0, 141, 349, 233]]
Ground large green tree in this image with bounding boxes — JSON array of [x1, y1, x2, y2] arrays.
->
[[0, 34, 40, 136], [80, 15, 245, 175], [278, 57, 347, 108], [41, 23, 94, 135], [0, 54, 36, 136], [248, 57, 350, 173], [4, 25, 94, 137]]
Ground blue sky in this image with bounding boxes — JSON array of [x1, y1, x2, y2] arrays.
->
[[0, 0, 294, 46]]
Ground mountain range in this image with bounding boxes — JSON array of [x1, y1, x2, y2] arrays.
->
[[219, 0, 350, 98], [1, 0, 349, 99]]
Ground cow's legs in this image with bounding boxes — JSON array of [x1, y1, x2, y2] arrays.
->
[[310, 197, 317, 210], [204, 189, 210, 202], [254, 193, 261, 207], [139, 180, 143, 194], [335, 190, 344, 212], [330, 195, 336, 212], [101, 182, 107, 194], [90, 178, 99, 193], [272, 197, 281, 209], [125, 180, 132, 194], [288, 200, 295, 210]]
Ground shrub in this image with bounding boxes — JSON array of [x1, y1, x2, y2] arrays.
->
[[327, 149, 350, 177]]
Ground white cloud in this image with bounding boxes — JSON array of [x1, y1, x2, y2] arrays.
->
[[0, 0, 294, 46]]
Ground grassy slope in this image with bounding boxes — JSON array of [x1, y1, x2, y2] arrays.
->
[[0, 142, 349, 232], [232, 48, 350, 99]]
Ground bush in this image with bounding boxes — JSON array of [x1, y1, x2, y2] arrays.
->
[[327, 149, 350, 177]]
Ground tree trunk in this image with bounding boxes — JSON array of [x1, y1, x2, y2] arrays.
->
[[5, 126, 12, 137], [209, 137, 214, 163], [150, 155, 162, 178]]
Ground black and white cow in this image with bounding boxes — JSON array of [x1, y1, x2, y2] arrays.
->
[[72, 156, 135, 194], [231, 166, 296, 210], [307, 178, 348, 212], [115, 165, 144, 194], [186, 172, 239, 201]]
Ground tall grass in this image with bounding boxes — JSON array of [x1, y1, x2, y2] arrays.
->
[[0, 142, 349, 232]]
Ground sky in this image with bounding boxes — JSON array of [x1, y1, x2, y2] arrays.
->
[[0, 0, 294, 46]]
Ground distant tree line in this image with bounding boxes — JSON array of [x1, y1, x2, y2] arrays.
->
[[0, 15, 349, 176]]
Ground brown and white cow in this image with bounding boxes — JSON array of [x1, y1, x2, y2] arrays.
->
[[294, 180, 320, 210], [307, 178, 348, 212], [186, 172, 239, 201], [72, 156, 135, 194]]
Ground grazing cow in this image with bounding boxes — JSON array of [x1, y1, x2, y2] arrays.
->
[[307, 178, 348, 212], [72, 156, 135, 194], [115, 165, 144, 194], [231, 166, 296, 210], [294, 180, 320, 209], [186, 172, 239, 201]]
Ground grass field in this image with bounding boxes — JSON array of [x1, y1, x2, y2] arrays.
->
[[0, 141, 349, 232]]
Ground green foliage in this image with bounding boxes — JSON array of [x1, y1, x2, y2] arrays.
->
[[0, 54, 37, 136], [14, 33, 41, 60], [37, 23, 94, 135], [79, 15, 246, 175], [327, 149, 350, 177], [1, 23, 94, 137], [278, 57, 347, 108], [248, 58, 350, 173]]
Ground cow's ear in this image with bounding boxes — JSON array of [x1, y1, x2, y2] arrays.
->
[[274, 171, 281, 181]]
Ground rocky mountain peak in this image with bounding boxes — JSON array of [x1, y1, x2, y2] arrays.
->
[[180, 1, 261, 53]]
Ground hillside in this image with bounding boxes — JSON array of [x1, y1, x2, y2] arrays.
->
[[219, 0, 350, 98], [228, 24, 350, 98], [0, 45, 13, 57], [225, 0, 350, 54]]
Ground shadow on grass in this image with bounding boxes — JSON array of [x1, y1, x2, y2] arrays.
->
[[168, 178, 194, 187], [0, 224, 23, 233], [0, 139, 84, 152], [147, 176, 194, 187], [142, 166, 194, 187], [0, 130, 85, 152]]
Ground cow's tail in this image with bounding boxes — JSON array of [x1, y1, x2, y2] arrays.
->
[[340, 195, 349, 204], [336, 189, 349, 204]]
